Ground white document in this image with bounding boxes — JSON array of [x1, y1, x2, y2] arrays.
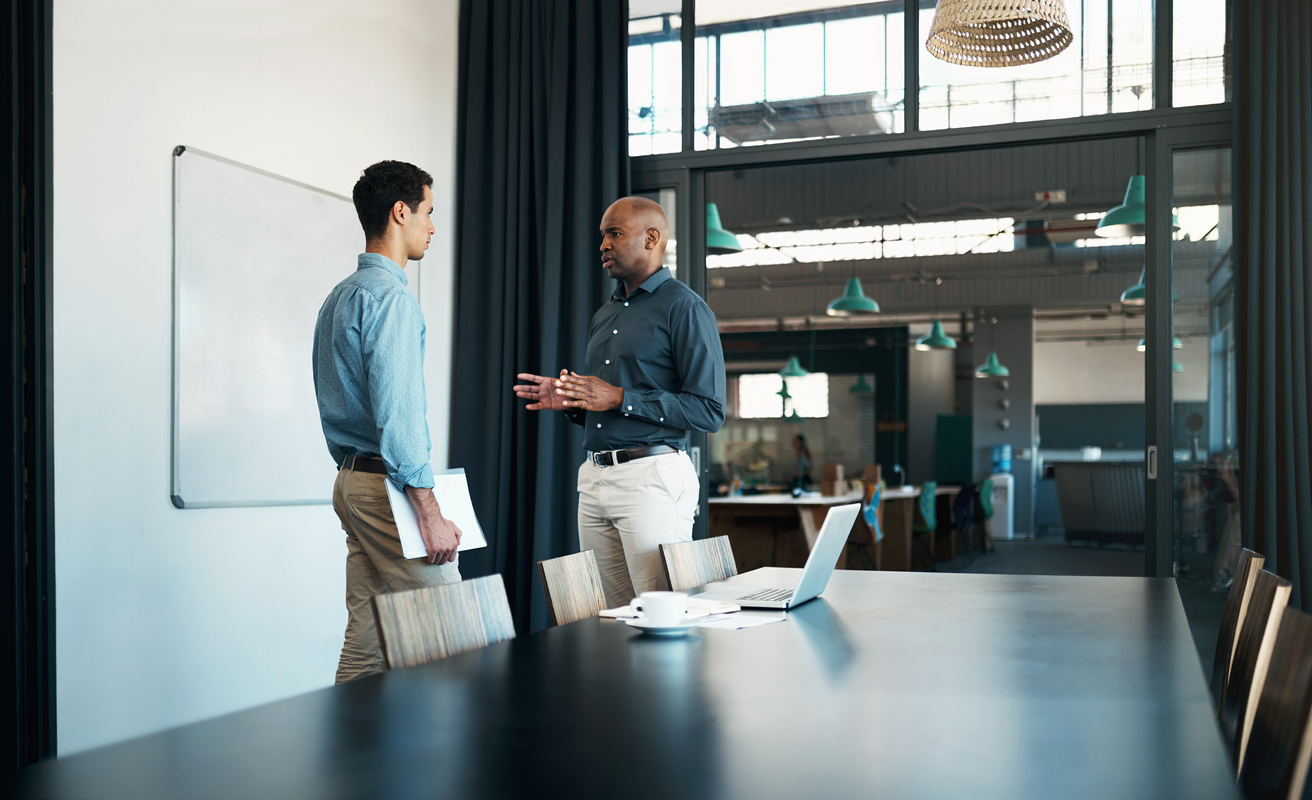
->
[[696, 611, 787, 630], [385, 468, 488, 559]]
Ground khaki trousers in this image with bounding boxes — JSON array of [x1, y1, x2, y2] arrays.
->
[[332, 467, 460, 683], [577, 451, 699, 609]]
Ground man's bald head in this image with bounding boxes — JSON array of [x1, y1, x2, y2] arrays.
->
[[599, 196, 669, 292]]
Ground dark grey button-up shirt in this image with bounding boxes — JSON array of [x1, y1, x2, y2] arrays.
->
[[567, 268, 726, 451]]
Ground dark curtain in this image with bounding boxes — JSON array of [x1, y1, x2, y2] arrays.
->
[[1236, 0, 1312, 608], [451, 0, 629, 633]]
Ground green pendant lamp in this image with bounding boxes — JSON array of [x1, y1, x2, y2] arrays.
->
[[915, 319, 957, 351], [850, 374, 874, 394], [1173, 361, 1184, 373], [975, 351, 1010, 378], [779, 356, 809, 378], [826, 277, 880, 316], [1136, 336, 1184, 352], [1119, 268, 1178, 307], [1096, 176, 1181, 238], [786, 409, 803, 422], [706, 203, 742, 254]]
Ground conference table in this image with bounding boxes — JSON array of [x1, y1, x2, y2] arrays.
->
[[17, 569, 1238, 800]]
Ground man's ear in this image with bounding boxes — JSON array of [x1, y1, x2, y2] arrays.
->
[[645, 228, 660, 249], [392, 200, 408, 227]]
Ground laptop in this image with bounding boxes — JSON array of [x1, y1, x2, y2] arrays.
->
[[692, 502, 862, 610]]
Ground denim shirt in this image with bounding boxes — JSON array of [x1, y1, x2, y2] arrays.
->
[[312, 253, 434, 489]]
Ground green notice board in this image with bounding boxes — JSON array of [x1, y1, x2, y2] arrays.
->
[[935, 414, 973, 485]]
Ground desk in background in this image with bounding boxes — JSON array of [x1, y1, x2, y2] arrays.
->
[[708, 491, 863, 570]]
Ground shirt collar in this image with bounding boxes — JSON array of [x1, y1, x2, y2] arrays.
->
[[612, 267, 672, 301], [357, 252, 409, 286]]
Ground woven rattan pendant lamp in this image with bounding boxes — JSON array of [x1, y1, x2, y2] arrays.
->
[[926, 0, 1073, 68]]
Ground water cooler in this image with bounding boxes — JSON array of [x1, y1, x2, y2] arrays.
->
[[989, 473, 1015, 541]]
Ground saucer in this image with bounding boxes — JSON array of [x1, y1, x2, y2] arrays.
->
[[623, 618, 701, 637]]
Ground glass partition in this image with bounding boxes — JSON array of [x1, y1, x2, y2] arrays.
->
[[628, 1, 683, 156], [1171, 148, 1235, 660]]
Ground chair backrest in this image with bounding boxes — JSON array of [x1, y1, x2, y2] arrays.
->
[[660, 536, 739, 592], [1221, 568, 1293, 771], [913, 482, 938, 532], [371, 574, 515, 669], [951, 484, 975, 530], [976, 478, 994, 521], [1241, 607, 1312, 800], [538, 550, 606, 627], [1243, 603, 1312, 797], [1212, 548, 1267, 705]]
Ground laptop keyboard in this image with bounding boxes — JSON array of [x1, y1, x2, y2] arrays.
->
[[737, 588, 793, 603]]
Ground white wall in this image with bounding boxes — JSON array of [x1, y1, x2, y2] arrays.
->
[[1033, 338, 1208, 404], [54, 0, 459, 754]]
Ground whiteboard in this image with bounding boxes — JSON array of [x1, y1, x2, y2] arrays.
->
[[171, 147, 420, 508]]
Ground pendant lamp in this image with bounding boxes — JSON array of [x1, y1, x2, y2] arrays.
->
[[925, 0, 1073, 68], [706, 203, 742, 254], [1119, 268, 1178, 307], [1173, 361, 1184, 373], [1096, 176, 1181, 238], [1136, 336, 1184, 352], [915, 319, 957, 351], [826, 277, 880, 316], [786, 410, 804, 422], [975, 351, 1010, 378], [779, 356, 808, 378], [850, 374, 874, 394]]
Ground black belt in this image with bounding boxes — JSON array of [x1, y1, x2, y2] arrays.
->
[[340, 455, 388, 475], [587, 445, 678, 467]]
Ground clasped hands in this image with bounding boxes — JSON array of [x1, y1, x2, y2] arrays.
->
[[513, 369, 624, 412]]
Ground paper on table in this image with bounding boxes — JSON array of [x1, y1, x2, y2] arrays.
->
[[385, 468, 488, 560], [696, 611, 787, 630], [600, 598, 741, 619]]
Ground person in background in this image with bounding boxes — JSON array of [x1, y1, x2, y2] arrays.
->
[[791, 434, 814, 490], [513, 197, 726, 608], [313, 160, 461, 682]]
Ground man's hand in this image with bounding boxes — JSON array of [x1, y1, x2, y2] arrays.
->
[[513, 369, 569, 411], [557, 372, 624, 412], [404, 486, 461, 565]]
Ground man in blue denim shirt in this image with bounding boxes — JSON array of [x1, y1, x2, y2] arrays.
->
[[313, 161, 461, 682]]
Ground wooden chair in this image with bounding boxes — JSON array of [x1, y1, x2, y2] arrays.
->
[[1221, 568, 1293, 772], [660, 536, 738, 592], [371, 574, 515, 669], [538, 550, 606, 626], [1240, 607, 1312, 799], [1212, 548, 1267, 706]]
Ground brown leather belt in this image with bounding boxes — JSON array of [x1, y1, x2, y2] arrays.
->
[[587, 444, 678, 467], [340, 455, 388, 475]]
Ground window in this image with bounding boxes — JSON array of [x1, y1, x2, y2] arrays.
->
[[628, 2, 682, 156], [918, 0, 1153, 131], [707, 219, 1015, 269], [694, 2, 905, 150], [1173, 0, 1228, 107], [737, 373, 830, 419]]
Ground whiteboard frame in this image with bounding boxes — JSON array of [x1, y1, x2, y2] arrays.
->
[[170, 146, 420, 509]]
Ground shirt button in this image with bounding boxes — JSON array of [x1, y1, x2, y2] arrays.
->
[[596, 423, 601, 428], [612, 330, 618, 334], [627, 405, 632, 410], [624, 302, 629, 307], [605, 359, 610, 365], [660, 417, 664, 422], [624, 413, 630, 417]]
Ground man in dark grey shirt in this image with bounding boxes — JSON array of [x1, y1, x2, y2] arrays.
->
[[514, 197, 726, 607]]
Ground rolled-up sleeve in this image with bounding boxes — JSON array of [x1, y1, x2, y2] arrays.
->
[[619, 300, 726, 433], [360, 291, 434, 489]]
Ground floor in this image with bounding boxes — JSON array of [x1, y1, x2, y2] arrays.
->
[[934, 534, 1227, 683]]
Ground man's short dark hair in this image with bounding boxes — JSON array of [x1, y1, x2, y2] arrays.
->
[[352, 160, 433, 240]]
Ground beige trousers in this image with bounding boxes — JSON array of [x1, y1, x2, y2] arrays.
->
[[332, 467, 460, 683], [577, 451, 699, 609]]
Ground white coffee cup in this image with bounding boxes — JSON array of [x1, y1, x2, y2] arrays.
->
[[640, 591, 688, 626]]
